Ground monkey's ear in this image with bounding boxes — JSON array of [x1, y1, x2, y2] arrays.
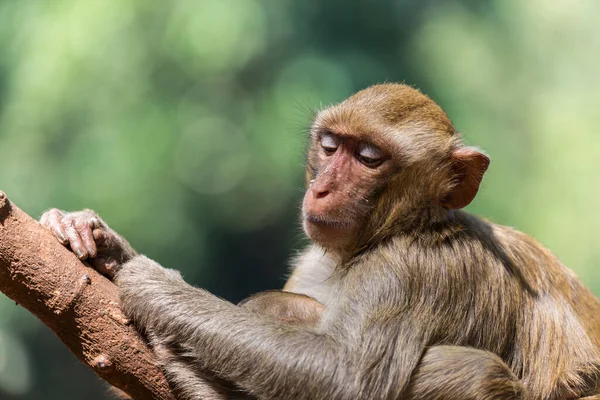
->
[[440, 147, 490, 209]]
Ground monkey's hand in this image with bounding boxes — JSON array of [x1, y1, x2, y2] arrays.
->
[[40, 208, 137, 279]]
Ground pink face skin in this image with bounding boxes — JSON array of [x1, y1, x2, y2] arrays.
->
[[302, 131, 388, 250]]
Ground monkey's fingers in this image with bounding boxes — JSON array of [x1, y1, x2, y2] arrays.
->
[[93, 228, 116, 252], [90, 256, 120, 280], [63, 219, 91, 260], [79, 218, 100, 259], [39, 208, 68, 245]]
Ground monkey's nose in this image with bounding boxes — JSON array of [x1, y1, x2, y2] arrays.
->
[[312, 188, 330, 199]]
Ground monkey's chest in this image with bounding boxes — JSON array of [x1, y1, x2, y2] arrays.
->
[[289, 279, 335, 307], [285, 265, 337, 307]]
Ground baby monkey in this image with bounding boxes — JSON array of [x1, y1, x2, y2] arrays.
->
[[42, 84, 600, 400]]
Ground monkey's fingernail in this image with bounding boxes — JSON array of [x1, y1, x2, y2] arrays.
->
[[76, 250, 86, 259], [57, 232, 67, 243]]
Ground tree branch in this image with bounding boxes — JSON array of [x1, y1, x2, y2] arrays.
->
[[0, 191, 176, 400]]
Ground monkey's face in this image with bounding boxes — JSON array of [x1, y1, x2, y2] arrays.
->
[[301, 86, 450, 251], [302, 84, 490, 251], [302, 130, 390, 250]]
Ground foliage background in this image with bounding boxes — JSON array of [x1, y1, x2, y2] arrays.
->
[[0, 0, 599, 398]]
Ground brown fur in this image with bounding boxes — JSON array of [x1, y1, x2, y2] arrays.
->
[[243, 293, 525, 399], [42, 83, 600, 400], [239, 291, 324, 327], [294, 83, 600, 398]]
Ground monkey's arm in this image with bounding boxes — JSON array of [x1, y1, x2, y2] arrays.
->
[[40, 208, 235, 400], [115, 256, 421, 400], [116, 256, 350, 400]]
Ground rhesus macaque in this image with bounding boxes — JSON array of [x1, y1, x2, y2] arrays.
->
[[41, 84, 600, 400]]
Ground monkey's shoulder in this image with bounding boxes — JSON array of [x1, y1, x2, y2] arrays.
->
[[368, 211, 585, 296], [451, 212, 573, 280], [442, 212, 600, 310]]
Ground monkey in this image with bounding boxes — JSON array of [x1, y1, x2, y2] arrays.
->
[[43, 207, 521, 400], [40, 83, 600, 400]]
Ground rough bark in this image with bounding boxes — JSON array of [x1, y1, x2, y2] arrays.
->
[[0, 191, 176, 400]]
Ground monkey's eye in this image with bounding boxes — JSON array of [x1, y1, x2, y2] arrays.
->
[[356, 143, 383, 167], [320, 132, 340, 154]]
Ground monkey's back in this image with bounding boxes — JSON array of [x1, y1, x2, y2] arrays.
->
[[455, 212, 600, 398]]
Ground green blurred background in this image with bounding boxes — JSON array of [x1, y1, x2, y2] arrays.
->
[[0, 0, 599, 398]]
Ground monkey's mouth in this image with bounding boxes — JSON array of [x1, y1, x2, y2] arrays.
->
[[304, 214, 354, 229]]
